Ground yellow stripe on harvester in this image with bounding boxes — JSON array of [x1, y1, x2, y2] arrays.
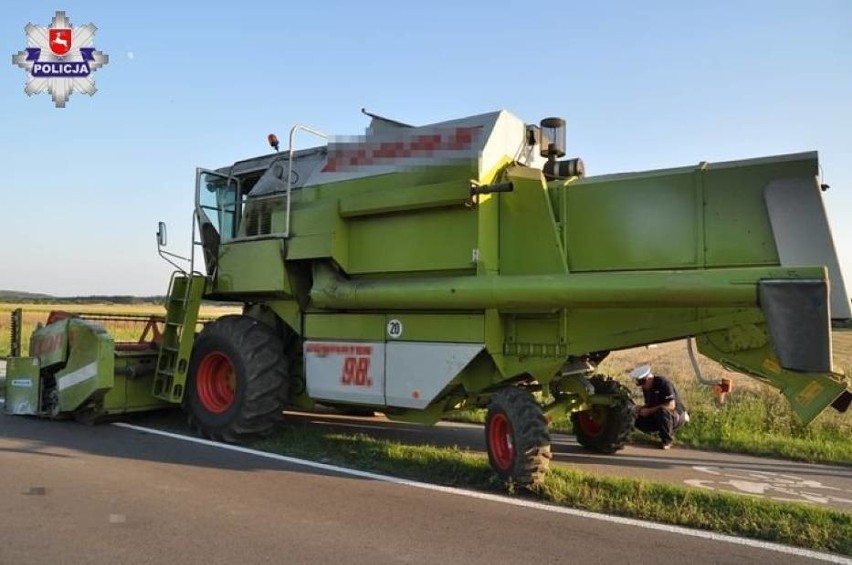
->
[[761, 357, 781, 374], [796, 381, 824, 407]]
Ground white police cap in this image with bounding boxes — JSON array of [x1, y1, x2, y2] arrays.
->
[[629, 364, 652, 382]]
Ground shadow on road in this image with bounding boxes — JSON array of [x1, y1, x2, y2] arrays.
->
[[3, 405, 850, 488], [0, 409, 374, 480]]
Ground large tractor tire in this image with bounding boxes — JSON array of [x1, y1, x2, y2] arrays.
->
[[186, 315, 289, 442], [485, 387, 552, 487], [571, 375, 635, 454]]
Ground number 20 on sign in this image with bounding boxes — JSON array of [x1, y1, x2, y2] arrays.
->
[[341, 356, 372, 386]]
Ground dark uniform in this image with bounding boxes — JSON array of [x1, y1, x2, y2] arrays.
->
[[634, 374, 686, 444]]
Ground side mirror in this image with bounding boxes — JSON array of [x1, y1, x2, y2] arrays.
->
[[154, 220, 191, 271], [157, 221, 168, 247]]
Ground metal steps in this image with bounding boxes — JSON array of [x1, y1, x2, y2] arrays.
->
[[152, 272, 206, 402]]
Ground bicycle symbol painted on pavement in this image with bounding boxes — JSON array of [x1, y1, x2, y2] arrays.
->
[[685, 466, 852, 507]]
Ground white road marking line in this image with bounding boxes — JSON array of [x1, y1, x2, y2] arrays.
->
[[114, 422, 849, 564]]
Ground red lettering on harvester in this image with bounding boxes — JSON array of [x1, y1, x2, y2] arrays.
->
[[307, 343, 373, 357], [341, 356, 372, 387]]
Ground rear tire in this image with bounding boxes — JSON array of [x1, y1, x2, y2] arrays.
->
[[485, 387, 552, 487], [571, 375, 635, 454], [186, 315, 288, 442]]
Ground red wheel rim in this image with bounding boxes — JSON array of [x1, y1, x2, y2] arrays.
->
[[196, 352, 236, 413], [488, 413, 514, 470], [577, 409, 605, 437]]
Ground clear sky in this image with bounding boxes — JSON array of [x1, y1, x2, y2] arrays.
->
[[1, 1, 850, 297]]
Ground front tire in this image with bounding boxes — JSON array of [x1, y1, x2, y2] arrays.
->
[[186, 315, 288, 442], [485, 387, 552, 487], [571, 375, 635, 454]]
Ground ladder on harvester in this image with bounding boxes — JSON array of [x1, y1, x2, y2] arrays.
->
[[153, 272, 206, 403]]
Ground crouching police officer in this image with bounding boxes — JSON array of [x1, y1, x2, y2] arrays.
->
[[630, 365, 689, 449]]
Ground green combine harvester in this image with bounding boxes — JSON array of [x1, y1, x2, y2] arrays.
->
[[5, 109, 851, 486]]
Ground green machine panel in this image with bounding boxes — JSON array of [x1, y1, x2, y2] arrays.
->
[[55, 319, 115, 412], [384, 313, 484, 343], [347, 206, 476, 275], [566, 168, 698, 271], [305, 313, 387, 341], [3, 357, 40, 415], [216, 239, 290, 294]]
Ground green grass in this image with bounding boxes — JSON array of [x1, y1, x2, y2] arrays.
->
[[671, 385, 852, 463], [593, 337, 852, 464], [248, 422, 852, 556]]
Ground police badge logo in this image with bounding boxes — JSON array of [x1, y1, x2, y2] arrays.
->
[[11, 11, 109, 108]]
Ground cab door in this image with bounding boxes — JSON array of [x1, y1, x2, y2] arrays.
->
[[195, 169, 240, 274]]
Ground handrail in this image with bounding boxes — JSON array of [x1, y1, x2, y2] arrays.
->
[[285, 124, 328, 238]]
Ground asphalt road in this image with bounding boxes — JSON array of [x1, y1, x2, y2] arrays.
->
[[1, 348, 850, 513], [0, 413, 845, 564], [281, 411, 852, 513], [1, 350, 849, 513]]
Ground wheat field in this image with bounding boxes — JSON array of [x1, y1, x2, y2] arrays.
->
[[0, 302, 240, 357], [599, 332, 852, 393]]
